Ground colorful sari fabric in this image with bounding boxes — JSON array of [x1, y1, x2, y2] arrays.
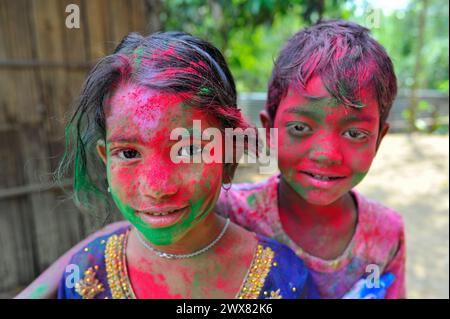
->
[[58, 225, 319, 299]]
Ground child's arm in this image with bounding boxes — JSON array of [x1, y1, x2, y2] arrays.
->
[[383, 225, 407, 299], [14, 221, 129, 299]]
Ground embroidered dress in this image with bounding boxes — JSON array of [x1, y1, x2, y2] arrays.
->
[[58, 225, 319, 299]]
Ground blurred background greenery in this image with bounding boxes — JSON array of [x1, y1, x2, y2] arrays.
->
[[160, 0, 449, 132]]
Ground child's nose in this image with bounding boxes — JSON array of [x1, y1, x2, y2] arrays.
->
[[138, 159, 180, 201], [142, 185, 179, 201], [308, 140, 343, 166]]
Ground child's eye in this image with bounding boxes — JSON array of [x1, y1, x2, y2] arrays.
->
[[178, 145, 202, 157], [117, 149, 141, 160], [287, 122, 312, 136], [343, 129, 369, 141]]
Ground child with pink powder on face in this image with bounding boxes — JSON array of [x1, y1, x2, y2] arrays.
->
[[17, 20, 404, 299], [215, 20, 405, 298]]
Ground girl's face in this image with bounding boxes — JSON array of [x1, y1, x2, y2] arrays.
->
[[97, 83, 224, 246]]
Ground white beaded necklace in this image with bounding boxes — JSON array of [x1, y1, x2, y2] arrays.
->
[[135, 218, 230, 259]]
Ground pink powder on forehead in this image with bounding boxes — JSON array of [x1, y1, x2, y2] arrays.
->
[[130, 92, 187, 141]]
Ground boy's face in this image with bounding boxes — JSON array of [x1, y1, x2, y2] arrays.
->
[[97, 83, 224, 246], [269, 75, 388, 206]]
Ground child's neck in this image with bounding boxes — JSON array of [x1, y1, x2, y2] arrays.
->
[[278, 178, 356, 224], [278, 177, 358, 260], [126, 212, 258, 298]]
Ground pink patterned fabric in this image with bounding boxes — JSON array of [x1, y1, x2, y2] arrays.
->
[[216, 174, 406, 298]]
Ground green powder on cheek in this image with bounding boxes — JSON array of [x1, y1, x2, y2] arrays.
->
[[351, 171, 368, 187], [290, 180, 314, 199], [119, 189, 213, 246], [282, 168, 318, 200], [283, 169, 308, 198]]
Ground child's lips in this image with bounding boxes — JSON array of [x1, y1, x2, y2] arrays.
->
[[299, 170, 347, 180], [298, 170, 348, 188], [136, 206, 190, 228]]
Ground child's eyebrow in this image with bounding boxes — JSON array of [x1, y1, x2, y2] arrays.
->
[[283, 107, 322, 122], [303, 94, 332, 102], [186, 127, 202, 139], [107, 135, 141, 144], [339, 114, 376, 125]]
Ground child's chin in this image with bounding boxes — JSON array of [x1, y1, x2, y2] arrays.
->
[[300, 190, 345, 206]]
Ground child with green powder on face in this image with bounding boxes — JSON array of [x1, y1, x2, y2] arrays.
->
[[49, 31, 320, 299], [17, 21, 403, 299]]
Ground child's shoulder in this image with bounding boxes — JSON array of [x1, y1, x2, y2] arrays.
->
[[57, 224, 131, 299], [353, 190, 405, 263], [70, 224, 131, 266], [354, 190, 405, 235]]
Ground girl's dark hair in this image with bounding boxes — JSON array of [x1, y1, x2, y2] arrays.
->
[[57, 31, 250, 215], [267, 20, 397, 131]]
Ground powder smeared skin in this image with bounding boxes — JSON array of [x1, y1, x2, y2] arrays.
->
[[275, 75, 381, 206], [29, 284, 49, 299], [126, 222, 256, 298], [127, 260, 183, 299], [350, 171, 367, 186]]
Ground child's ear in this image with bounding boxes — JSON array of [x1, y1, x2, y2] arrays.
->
[[260, 110, 272, 147], [376, 122, 390, 152], [96, 140, 108, 165]]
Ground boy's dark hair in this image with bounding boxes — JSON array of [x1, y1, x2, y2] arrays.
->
[[57, 31, 249, 215], [266, 20, 397, 130]]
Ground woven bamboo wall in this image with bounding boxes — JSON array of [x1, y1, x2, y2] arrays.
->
[[0, 0, 159, 296]]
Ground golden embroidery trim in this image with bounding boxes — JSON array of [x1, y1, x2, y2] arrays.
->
[[103, 230, 275, 299], [236, 244, 275, 299], [74, 266, 104, 299], [105, 229, 136, 299]]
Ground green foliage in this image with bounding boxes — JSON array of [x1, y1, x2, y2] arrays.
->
[[350, 0, 449, 91], [161, 0, 348, 91], [160, 0, 448, 92]]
